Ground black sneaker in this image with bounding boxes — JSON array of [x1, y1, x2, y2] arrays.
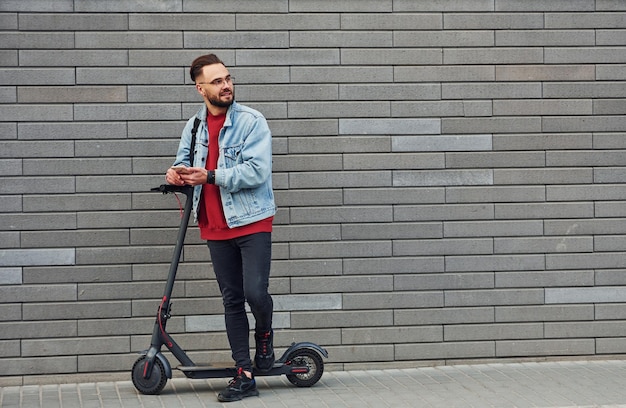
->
[[254, 329, 275, 371], [217, 367, 259, 402]]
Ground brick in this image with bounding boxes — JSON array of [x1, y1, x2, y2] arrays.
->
[[237, 49, 340, 66], [187, 0, 287, 12], [185, 31, 287, 49], [76, 68, 182, 85], [594, 99, 626, 115], [546, 321, 626, 338], [395, 272, 493, 290], [74, 0, 181, 12], [343, 153, 443, 170], [291, 310, 393, 329], [597, 338, 626, 354], [496, 304, 594, 322], [273, 224, 341, 242], [496, 270, 594, 288], [392, 101, 492, 117], [288, 171, 391, 189], [289, 240, 392, 259], [0, 249, 75, 267], [289, 136, 390, 153], [495, 0, 595, 11], [275, 189, 343, 207], [0, 267, 21, 284], [0, 105, 73, 122], [545, 12, 626, 28], [129, 13, 233, 30], [289, 0, 391, 12], [393, 169, 493, 187], [548, 252, 626, 270], [291, 31, 392, 48], [445, 13, 544, 29], [0, 212, 76, 230], [292, 276, 393, 294], [342, 48, 443, 65], [74, 104, 181, 121], [23, 301, 130, 320], [495, 236, 593, 254], [445, 288, 544, 306], [0, 68, 74, 85], [447, 186, 545, 203], [344, 187, 445, 205], [596, 202, 626, 218], [237, 13, 339, 30], [21, 230, 128, 248], [341, 13, 442, 30], [495, 202, 594, 219], [343, 292, 443, 310], [340, 84, 440, 101], [394, 0, 494, 12], [0, 340, 20, 357], [494, 168, 592, 185], [445, 254, 545, 272], [395, 30, 493, 47], [343, 326, 442, 344], [545, 47, 626, 63], [18, 86, 126, 103], [496, 64, 595, 81], [0, 13, 17, 29], [442, 117, 542, 134], [342, 222, 442, 240], [20, 50, 128, 67], [394, 238, 493, 256], [129, 50, 235, 68], [544, 82, 626, 98], [395, 65, 494, 82], [20, 13, 128, 31], [0, 232, 19, 247], [237, 84, 338, 102], [340, 119, 440, 135], [597, 64, 626, 80], [344, 257, 444, 275], [23, 265, 130, 284], [0, 356, 77, 376], [0, 85, 16, 102], [18, 122, 127, 140], [496, 339, 594, 357], [22, 336, 129, 357], [2, 32, 74, 49], [396, 341, 495, 360], [1, 1, 73, 12], [393, 135, 492, 152], [445, 323, 543, 341], [292, 66, 391, 83], [596, 270, 626, 286], [0, 284, 76, 303], [272, 259, 342, 277], [547, 150, 626, 166], [445, 220, 543, 237], [447, 152, 546, 168], [395, 307, 494, 325], [494, 133, 592, 150], [443, 82, 541, 99], [0, 195, 21, 212], [394, 203, 494, 221], [494, 99, 592, 116], [445, 47, 543, 64], [546, 286, 626, 304]]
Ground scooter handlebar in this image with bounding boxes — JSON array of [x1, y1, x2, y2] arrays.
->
[[151, 184, 193, 195]]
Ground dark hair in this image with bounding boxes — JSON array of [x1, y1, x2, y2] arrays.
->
[[189, 54, 224, 82]]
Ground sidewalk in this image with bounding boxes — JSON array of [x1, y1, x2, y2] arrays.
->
[[2, 359, 626, 407]]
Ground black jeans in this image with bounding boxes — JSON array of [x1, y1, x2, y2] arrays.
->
[[207, 232, 273, 371]]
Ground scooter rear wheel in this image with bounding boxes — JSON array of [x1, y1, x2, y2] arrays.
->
[[285, 348, 324, 387], [131, 356, 168, 395]]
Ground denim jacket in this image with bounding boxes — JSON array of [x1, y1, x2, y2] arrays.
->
[[173, 101, 276, 228]]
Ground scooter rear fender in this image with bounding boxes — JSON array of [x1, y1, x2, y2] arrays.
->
[[276, 342, 329, 363]]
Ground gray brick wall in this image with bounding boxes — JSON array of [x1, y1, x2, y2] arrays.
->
[[1, 0, 625, 383]]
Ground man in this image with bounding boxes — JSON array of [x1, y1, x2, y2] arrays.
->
[[165, 54, 276, 402]]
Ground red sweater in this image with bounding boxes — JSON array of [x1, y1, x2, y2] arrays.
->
[[198, 111, 273, 240]]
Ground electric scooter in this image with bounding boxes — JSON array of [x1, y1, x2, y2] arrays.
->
[[131, 184, 328, 395]]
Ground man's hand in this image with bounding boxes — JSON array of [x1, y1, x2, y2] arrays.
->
[[166, 166, 207, 186]]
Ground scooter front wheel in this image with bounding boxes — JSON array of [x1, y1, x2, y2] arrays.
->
[[131, 356, 168, 395], [285, 348, 324, 387]]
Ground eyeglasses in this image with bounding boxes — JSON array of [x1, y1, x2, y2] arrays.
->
[[196, 76, 234, 87]]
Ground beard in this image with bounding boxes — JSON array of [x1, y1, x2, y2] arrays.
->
[[208, 89, 234, 108]]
